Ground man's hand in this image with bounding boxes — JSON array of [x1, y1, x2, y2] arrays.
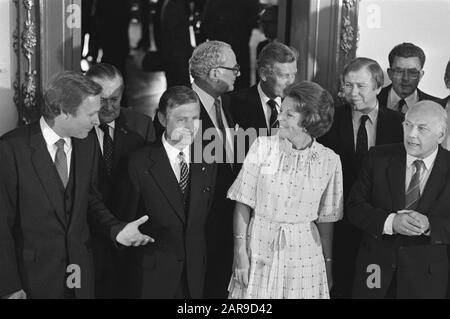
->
[[393, 211, 423, 236], [116, 215, 154, 246], [405, 210, 430, 234], [2, 289, 26, 299]]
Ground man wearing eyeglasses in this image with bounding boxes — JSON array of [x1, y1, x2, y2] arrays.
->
[[187, 40, 239, 298], [85, 63, 155, 298], [378, 42, 438, 114], [319, 57, 403, 298], [348, 101, 450, 298], [226, 41, 298, 158]]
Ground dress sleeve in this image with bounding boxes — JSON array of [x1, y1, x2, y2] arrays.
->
[[227, 137, 264, 209], [317, 154, 344, 223]]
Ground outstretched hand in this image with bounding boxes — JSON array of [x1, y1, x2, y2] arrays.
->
[[116, 215, 155, 246]]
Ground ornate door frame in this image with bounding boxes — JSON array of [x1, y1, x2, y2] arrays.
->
[[12, 0, 81, 125], [278, 0, 359, 101]]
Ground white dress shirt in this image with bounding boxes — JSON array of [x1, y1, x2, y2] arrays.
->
[[387, 87, 419, 113], [40, 117, 72, 171], [257, 82, 282, 129], [94, 121, 115, 154], [162, 134, 190, 183], [351, 102, 379, 151], [383, 146, 438, 235]]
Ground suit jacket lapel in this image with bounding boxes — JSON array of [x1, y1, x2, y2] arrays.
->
[[387, 146, 406, 210], [341, 104, 356, 156], [147, 142, 186, 224], [249, 86, 268, 130], [376, 107, 389, 145], [418, 147, 449, 213], [29, 123, 66, 228]]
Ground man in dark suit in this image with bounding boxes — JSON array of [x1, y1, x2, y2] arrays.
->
[[0, 71, 152, 299], [117, 86, 217, 298], [85, 63, 155, 298], [348, 100, 450, 298], [226, 41, 297, 156], [188, 40, 238, 298], [318, 57, 403, 298], [377, 43, 438, 114]]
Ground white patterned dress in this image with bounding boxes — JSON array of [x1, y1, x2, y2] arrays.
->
[[227, 135, 343, 299]]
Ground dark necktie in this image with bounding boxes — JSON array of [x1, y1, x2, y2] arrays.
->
[[214, 98, 227, 142], [178, 152, 189, 194], [355, 115, 369, 158], [405, 160, 424, 210], [267, 99, 279, 133], [54, 139, 68, 188], [99, 123, 114, 176], [397, 99, 406, 113]]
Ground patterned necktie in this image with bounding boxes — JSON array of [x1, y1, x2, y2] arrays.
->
[[405, 160, 424, 210], [178, 152, 189, 194], [267, 99, 279, 132], [99, 123, 113, 176], [397, 99, 406, 113], [214, 98, 227, 142], [54, 139, 68, 188], [355, 115, 369, 158]]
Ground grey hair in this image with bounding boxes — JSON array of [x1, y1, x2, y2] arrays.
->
[[406, 100, 448, 137], [189, 40, 231, 81]]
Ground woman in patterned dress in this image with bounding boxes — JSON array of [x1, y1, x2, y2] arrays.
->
[[227, 81, 343, 299]]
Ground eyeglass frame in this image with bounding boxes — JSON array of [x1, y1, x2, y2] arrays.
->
[[216, 64, 241, 75], [388, 67, 422, 79]]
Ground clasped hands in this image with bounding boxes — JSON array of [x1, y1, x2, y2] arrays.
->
[[116, 215, 155, 246], [392, 210, 429, 236]]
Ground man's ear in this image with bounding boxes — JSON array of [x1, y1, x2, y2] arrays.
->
[[209, 68, 219, 82], [419, 70, 425, 82], [259, 68, 267, 82], [157, 110, 167, 128], [387, 68, 393, 82]]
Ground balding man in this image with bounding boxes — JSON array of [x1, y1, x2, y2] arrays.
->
[[348, 101, 450, 298]]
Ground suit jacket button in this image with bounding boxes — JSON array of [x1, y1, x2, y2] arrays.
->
[[201, 167, 206, 171], [203, 187, 210, 192]]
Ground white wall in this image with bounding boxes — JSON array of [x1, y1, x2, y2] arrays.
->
[[357, 0, 450, 99], [0, 0, 18, 136]]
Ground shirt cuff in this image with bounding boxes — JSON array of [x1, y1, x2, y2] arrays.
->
[[383, 213, 396, 235]]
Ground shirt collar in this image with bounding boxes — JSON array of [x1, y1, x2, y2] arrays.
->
[[95, 120, 115, 130], [390, 87, 419, 108], [39, 116, 72, 149], [406, 146, 438, 171], [257, 82, 282, 109], [162, 134, 190, 163], [352, 101, 379, 125], [192, 82, 216, 113]]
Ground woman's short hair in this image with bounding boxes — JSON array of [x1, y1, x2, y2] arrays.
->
[[42, 71, 102, 119], [189, 40, 231, 81], [158, 86, 199, 115], [284, 81, 334, 138]]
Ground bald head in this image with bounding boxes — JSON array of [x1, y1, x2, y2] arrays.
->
[[403, 100, 447, 158]]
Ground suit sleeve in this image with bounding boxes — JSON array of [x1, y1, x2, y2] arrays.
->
[[0, 139, 23, 296], [427, 172, 450, 244], [88, 138, 127, 242], [115, 155, 144, 223], [347, 149, 392, 237]]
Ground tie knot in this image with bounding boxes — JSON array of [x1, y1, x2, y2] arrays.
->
[[178, 151, 186, 161], [267, 99, 277, 110], [413, 159, 424, 172], [55, 139, 65, 149], [360, 115, 369, 125], [99, 123, 109, 133], [398, 99, 406, 111]]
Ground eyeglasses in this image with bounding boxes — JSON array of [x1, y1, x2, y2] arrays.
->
[[389, 68, 422, 79], [217, 64, 240, 75]]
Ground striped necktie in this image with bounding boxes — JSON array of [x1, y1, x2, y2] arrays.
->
[[405, 159, 424, 210], [178, 152, 189, 194], [54, 139, 68, 188]]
